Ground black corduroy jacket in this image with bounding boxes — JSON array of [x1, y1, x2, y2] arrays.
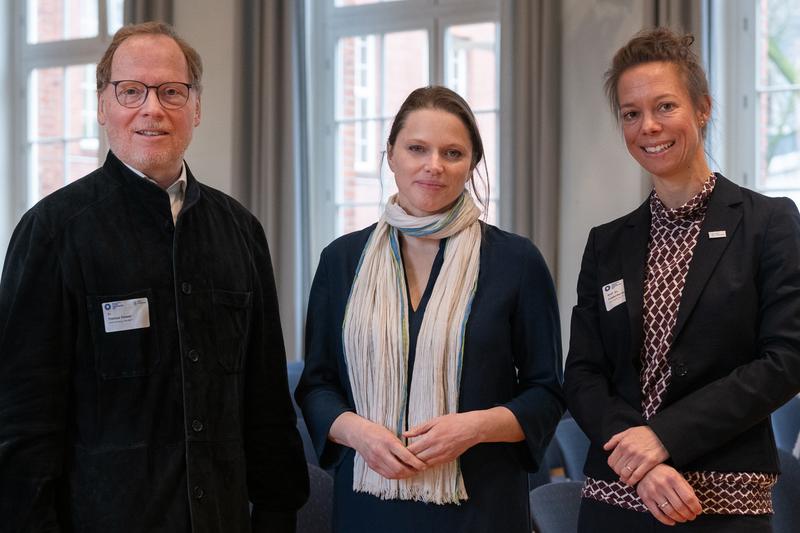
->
[[0, 151, 308, 532]]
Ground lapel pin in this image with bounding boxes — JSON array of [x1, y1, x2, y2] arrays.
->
[[708, 230, 727, 239]]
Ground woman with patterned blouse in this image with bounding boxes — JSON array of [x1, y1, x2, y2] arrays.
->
[[564, 28, 800, 532]]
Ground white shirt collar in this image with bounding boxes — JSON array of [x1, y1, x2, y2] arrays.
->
[[124, 162, 187, 223], [123, 162, 187, 193]]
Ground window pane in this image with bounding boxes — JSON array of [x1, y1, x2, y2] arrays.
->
[[444, 22, 497, 110], [336, 205, 381, 237], [336, 120, 384, 203], [756, 0, 800, 194], [27, 0, 98, 44], [30, 67, 65, 140], [29, 65, 97, 141], [757, 90, 800, 191], [107, 0, 125, 35], [757, 0, 800, 89], [335, 30, 428, 236], [28, 64, 100, 202], [66, 139, 99, 183], [28, 140, 96, 202], [30, 142, 64, 200], [382, 31, 428, 115]]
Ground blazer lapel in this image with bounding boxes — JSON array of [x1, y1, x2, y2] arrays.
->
[[672, 175, 743, 343], [621, 200, 651, 368]]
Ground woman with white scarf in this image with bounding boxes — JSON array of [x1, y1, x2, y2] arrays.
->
[[295, 86, 564, 533]]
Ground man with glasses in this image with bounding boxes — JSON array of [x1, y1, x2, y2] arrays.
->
[[0, 22, 308, 532]]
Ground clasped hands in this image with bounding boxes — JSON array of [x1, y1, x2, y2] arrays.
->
[[333, 411, 481, 480], [604, 426, 702, 526]]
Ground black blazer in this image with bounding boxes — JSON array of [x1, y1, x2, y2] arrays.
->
[[564, 174, 800, 480]]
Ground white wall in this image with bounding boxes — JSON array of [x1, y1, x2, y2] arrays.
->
[[174, 0, 238, 195], [557, 0, 651, 349]]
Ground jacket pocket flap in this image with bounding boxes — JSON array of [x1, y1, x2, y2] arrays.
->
[[212, 289, 252, 308]]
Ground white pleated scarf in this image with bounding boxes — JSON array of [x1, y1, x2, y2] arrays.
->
[[342, 191, 482, 504]]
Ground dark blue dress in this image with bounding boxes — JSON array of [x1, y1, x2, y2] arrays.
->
[[296, 223, 564, 533]]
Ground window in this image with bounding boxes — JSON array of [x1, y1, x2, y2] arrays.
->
[[710, 0, 800, 204], [15, 0, 124, 210], [754, 0, 800, 201], [309, 0, 503, 261]]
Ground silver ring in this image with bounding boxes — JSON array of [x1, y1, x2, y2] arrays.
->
[[658, 500, 670, 509], [624, 465, 634, 472]]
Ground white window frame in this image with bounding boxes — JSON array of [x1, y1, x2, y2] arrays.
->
[[12, 0, 116, 217], [306, 0, 509, 267]]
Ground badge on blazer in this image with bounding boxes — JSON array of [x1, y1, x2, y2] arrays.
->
[[602, 279, 626, 311]]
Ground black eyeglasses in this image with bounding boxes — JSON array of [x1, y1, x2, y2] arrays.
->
[[109, 80, 194, 110]]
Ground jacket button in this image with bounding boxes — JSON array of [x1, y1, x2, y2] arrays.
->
[[675, 363, 688, 377], [181, 282, 192, 294], [192, 419, 204, 432], [187, 349, 200, 363], [193, 486, 204, 500]]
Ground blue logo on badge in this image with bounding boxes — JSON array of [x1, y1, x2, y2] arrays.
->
[[104, 303, 111, 310]]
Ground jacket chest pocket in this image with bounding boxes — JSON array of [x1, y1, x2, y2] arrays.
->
[[87, 289, 161, 379], [212, 289, 252, 373]]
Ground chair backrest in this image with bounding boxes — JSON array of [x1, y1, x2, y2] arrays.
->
[[287, 360, 318, 466], [773, 449, 800, 533], [297, 463, 333, 533], [287, 360, 304, 418], [772, 396, 800, 453], [297, 418, 319, 466], [528, 464, 552, 491], [529, 481, 583, 533], [529, 438, 563, 490], [554, 417, 590, 482]]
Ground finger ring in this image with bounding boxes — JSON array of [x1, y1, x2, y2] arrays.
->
[[658, 500, 670, 509], [624, 465, 634, 472]]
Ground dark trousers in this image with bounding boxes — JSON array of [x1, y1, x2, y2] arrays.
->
[[577, 497, 772, 533]]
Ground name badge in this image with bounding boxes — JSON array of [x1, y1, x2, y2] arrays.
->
[[102, 298, 150, 333], [602, 279, 626, 311], [708, 230, 727, 239]]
